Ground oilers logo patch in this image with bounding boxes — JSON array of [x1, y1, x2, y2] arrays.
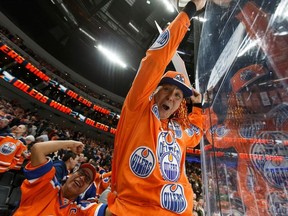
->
[[157, 131, 181, 181], [160, 184, 187, 214], [185, 124, 201, 137], [263, 160, 288, 188], [174, 74, 185, 84], [150, 29, 170, 50], [102, 176, 110, 183], [250, 132, 288, 188], [0, 142, 17, 155], [239, 121, 263, 138], [215, 124, 229, 137], [159, 151, 180, 182], [129, 146, 155, 178], [152, 104, 160, 120]]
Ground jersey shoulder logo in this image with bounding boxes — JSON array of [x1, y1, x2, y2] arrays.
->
[[102, 176, 110, 183], [215, 124, 229, 137], [150, 29, 170, 50], [157, 131, 181, 181], [129, 146, 156, 178], [0, 142, 17, 155], [152, 104, 160, 120], [185, 124, 200, 137], [160, 184, 187, 214], [239, 121, 263, 138]]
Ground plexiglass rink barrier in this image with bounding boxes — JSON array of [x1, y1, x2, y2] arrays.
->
[[196, 0, 288, 215]]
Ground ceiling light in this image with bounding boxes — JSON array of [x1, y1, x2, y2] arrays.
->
[[79, 28, 96, 41], [60, 3, 69, 13], [60, 3, 78, 25], [125, 0, 136, 6], [95, 45, 127, 68], [146, 0, 151, 4], [128, 22, 140, 33]]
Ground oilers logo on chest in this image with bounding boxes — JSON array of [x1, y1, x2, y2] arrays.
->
[[157, 131, 181, 182], [160, 184, 187, 214], [0, 142, 17, 155], [129, 146, 155, 178], [250, 132, 288, 189], [215, 124, 229, 137], [239, 120, 264, 138]]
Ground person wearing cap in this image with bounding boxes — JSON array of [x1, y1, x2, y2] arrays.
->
[[108, 0, 205, 215], [13, 140, 112, 216]]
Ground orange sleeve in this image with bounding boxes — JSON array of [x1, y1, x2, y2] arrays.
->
[[185, 107, 205, 148], [9, 141, 26, 169], [188, 107, 204, 131], [125, 12, 191, 110]]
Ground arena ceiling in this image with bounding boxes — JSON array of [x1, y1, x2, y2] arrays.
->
[[0, 0, 203, 98]]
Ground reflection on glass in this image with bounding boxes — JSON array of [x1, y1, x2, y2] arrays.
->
[[197, 0, 288, 215]]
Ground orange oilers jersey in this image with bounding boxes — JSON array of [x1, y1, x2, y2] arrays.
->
[[108, 11, 204, 216], [12, 144, 28, 170], [0, 134, 25, 173], [99, 171, 112, 195], [14, 159, 108, 216]]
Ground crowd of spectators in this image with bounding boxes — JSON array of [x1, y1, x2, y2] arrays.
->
[[187, 162, 205, 216], [0, 96, 204, 215], [205, 160, 246, 215], [0, 23, 204, 216], [0, 96, 114, 164], [0, 24, 123, 114]]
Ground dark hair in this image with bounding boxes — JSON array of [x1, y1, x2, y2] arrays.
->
[[62, 151, 77, 162]]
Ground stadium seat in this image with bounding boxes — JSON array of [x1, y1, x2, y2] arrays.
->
[[7, 186, 21, 213], [12, 173, 25, 188], [0, 185, 11, 216], [0, 171, 15, 186]]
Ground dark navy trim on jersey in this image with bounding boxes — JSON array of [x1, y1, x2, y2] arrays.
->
[[24, 159, 53, 180], [97, 203, 108, 216]]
